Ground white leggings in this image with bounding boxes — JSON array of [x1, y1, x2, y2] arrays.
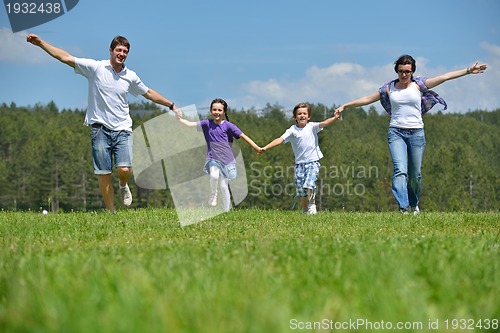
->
[[210, 166, 231, 211]]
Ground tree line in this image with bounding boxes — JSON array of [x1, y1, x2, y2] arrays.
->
[[0, 101, 498, 212]]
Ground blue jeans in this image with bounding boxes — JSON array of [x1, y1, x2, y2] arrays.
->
[[90, 124, 133, 175], [387, 127, 426, 210]]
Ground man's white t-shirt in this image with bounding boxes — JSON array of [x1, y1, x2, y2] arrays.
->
[[74, 58, 149, 131], [280, 122, 323, 164]]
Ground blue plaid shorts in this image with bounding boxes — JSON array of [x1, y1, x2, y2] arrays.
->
[[294, 161, 320, 197]]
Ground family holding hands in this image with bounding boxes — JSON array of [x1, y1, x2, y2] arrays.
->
[[27, 33, 488, 214]]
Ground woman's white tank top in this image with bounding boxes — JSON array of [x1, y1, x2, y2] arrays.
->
[[388, 82, 424, 129]]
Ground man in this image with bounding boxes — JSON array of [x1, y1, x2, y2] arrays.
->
[[27, 34, 182, 213]]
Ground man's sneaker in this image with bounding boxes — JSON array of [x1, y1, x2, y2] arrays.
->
[[412, 206, 420, 215], [120, 184, 132, 206], [399, 208, 409, 215], [208, 193, 218, 207], [307, 203, 317, 215]]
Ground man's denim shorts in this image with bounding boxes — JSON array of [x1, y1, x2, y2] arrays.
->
[[90, 124, 132, 175]]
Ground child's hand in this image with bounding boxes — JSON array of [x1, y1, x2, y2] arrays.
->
[[171, 104, 183, 119], [255, 146, 264, 155], [334, 107, 343, 118]]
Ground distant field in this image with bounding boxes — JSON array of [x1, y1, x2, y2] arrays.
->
[[1, 209, 498, 333]]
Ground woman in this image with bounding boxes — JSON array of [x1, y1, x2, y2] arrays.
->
[[335, 55, 487, 214]]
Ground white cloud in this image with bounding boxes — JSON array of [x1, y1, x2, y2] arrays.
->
[[238, 61, 390, 112], [0, 28, 48, 64], [480, 41, 500, 58], [0, 28, 83, 64], [246, 79, 288, 100], [237, 45, 500, 113]]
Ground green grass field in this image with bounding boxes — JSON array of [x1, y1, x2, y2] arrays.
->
[[1, 209, 498, 333]]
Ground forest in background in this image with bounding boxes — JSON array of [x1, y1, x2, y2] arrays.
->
[[0, 101, 498, 212]]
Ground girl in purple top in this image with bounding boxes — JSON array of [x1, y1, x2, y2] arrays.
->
[[178, 98, 262, 211]]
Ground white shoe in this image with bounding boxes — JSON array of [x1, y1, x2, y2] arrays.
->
[[120, 184, 132, 206], [412, 206, 420, 215], [307, 203, 317, 215], [208, 193, 218, 207]]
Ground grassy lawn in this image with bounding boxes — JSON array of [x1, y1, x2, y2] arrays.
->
[[1, 209, 498, 332]]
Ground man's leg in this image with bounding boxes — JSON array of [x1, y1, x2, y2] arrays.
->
[[117, 167, 133, 206], [98, 174, 115, 212], [117, 167, 132, 187], [91, 125, 115, 212], [115, 131, 133, 206]]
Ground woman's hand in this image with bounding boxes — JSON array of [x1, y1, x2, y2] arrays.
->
[[467, 61, 488, 74]]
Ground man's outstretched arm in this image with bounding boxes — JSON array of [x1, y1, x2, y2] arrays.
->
[[27, 33, 75, 68]]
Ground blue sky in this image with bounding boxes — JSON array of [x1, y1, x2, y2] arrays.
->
[[1, 0, 499, 114]]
